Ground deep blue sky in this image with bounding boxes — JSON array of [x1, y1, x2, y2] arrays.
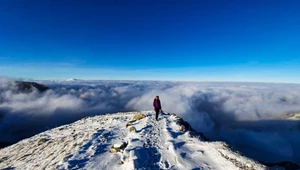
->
[[0, 0, 300, 82]]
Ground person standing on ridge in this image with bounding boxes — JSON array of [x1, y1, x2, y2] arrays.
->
[[153, 96, 162, 121]]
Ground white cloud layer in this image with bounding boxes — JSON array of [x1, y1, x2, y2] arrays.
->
[[0, 77, 300, 164]]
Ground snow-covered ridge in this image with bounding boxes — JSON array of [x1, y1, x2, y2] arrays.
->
[[0, 111, 266, 170]]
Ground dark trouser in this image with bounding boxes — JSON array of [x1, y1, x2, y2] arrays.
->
[[155, 108, 160, 120]]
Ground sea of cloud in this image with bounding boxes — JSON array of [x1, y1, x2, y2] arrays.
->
[[0, 77, 299, 164]]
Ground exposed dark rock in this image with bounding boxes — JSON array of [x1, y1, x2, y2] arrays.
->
[[14, 81, 49, 93], [37, 138, 49, 145], [174, 115, 209, 141], [219, 151, 258, 170], [126, 122, 132, 128]]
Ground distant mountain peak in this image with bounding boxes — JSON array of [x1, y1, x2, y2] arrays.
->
[[66, 78, 82, 81], [14, 81, 50, 93]]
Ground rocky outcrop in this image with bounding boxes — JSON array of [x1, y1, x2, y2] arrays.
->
[[172, 114, 209, 141], [132, 113, 146, 121], [110, 142, 128, 153], [14, 81, 49, 93]]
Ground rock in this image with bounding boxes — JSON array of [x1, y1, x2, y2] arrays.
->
[[126, 122, 131, 128], [58, 127, 65, 131], [174, 115, 209, 141], [129, 126, 136, 132], [110, 142, 128, 153], [179, 125, 185, 132], [109, 147, 118, 153], [37, 138, 49, 145], [175, 117, 191, 131], [166, 112, 171, 115], [199, 132, 209, 141], [132, 113, 146, 121], [130, 120, 136, 123], [101, 138, 106, 142], [174, 116, 182, 121], [14, 81, 50, 93]]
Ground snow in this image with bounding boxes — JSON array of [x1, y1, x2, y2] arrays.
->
[[0, 111, 265, 170]]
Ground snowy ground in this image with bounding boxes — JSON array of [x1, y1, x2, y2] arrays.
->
[[0, 111, 265, 170]]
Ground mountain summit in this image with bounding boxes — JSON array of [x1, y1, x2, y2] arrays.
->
[[65, 78, 82, 82], [0, 111, 265, 170]]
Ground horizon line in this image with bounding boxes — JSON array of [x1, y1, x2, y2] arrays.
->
[[2, 76, 300, 85]]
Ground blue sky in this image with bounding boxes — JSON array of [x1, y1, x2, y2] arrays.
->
[[0, 0, 300, 82]]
